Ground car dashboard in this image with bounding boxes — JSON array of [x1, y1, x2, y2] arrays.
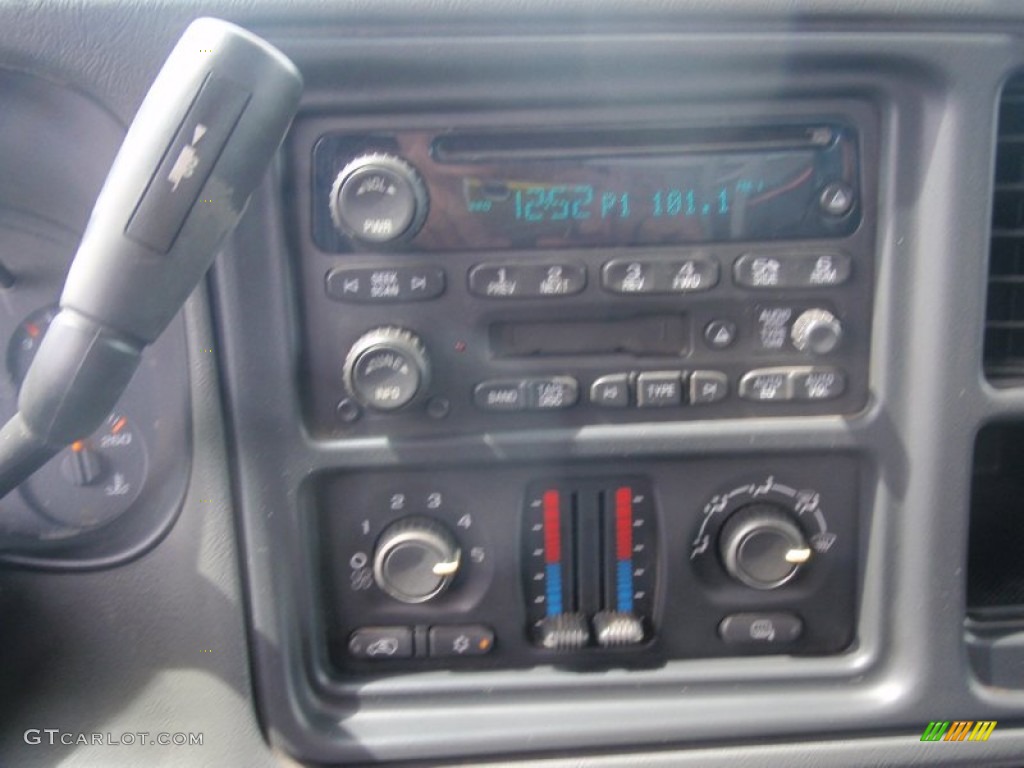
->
[[3, 1, 1024, 766]]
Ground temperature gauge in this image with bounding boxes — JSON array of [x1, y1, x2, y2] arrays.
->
[[7, 306, 58, 384], [20, 411, 148, 529], [3, 306, 152, 531]]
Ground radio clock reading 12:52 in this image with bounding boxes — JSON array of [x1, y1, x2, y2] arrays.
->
[[455, 148, 856, 248]]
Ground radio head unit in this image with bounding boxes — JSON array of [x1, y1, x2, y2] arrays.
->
[[298, 118, 875, 437], [313, 124, 860, 252]]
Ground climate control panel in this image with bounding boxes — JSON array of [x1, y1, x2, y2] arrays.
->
[[315, 455, 859, 672]]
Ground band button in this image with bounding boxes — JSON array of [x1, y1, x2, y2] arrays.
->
[[473, 381, 526, 411]]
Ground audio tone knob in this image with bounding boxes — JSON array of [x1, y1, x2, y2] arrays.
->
[[373, 517, 461, 603], [718, 504, 811, 590], [791, 308, 843, 355], [343, 327, 430, 411], [329, 154, 428, 245]]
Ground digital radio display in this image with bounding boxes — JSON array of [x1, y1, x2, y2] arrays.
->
[[313, 125, 861, 252], [458, 152, 822, 247]]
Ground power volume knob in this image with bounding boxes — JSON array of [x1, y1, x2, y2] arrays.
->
[[373, 517, 462, 604], [791, 308, 843, 355], [718, 504, 812, 590], [343, 327, 430, 411], [329, 154, 428, 245]]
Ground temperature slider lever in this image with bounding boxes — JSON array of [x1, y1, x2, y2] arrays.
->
[[0, 19, 302, 497]]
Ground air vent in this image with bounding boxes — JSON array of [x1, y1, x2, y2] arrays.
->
[[985, 76, 1024, 380], [968, 422, 1024, 619]]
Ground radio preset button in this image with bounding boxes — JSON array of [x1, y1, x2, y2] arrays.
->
[[689, 371, 729, 404], [636, 372, 684, 407], [602, 257, 719, 294], [326, 266, 445, 303], [468, 263, 586, 298], [739, 369, 795, 402], [734, 253, 851, 289], [527, 377, 579, 410], [474, 381, 527, 411], [590, 374, 631, 407], [790, 367, 846, 401]]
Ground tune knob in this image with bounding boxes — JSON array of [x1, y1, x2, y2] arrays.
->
[[791, 308, 843, 355], [343, 327, 430, 411], [329, 154, 428, 245], [373, 517, 461, 603], [718, 504, 811, 590]]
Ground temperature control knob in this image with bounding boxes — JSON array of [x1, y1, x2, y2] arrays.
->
[[373, 517, 461, 603], [718, 504, 811, 590], [329, 154, 428, 245], [343, 327, 430, 411], [791, 308, 843, 355]]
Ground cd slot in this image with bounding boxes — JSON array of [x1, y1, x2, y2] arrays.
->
[[490, 315, 689, 357], [432, 124, 835, 163]]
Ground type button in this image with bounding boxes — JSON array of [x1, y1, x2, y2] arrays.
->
[[636, 372, 683, 407]]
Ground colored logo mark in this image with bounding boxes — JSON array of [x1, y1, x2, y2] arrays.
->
[[920, 721, 997, 742]]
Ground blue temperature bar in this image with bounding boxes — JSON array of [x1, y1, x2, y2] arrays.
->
[[615, 487, 634, 614]]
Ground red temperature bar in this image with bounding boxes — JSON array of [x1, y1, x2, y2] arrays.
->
[[543, 489, 561, 563], [615, 486, 633, 560]]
